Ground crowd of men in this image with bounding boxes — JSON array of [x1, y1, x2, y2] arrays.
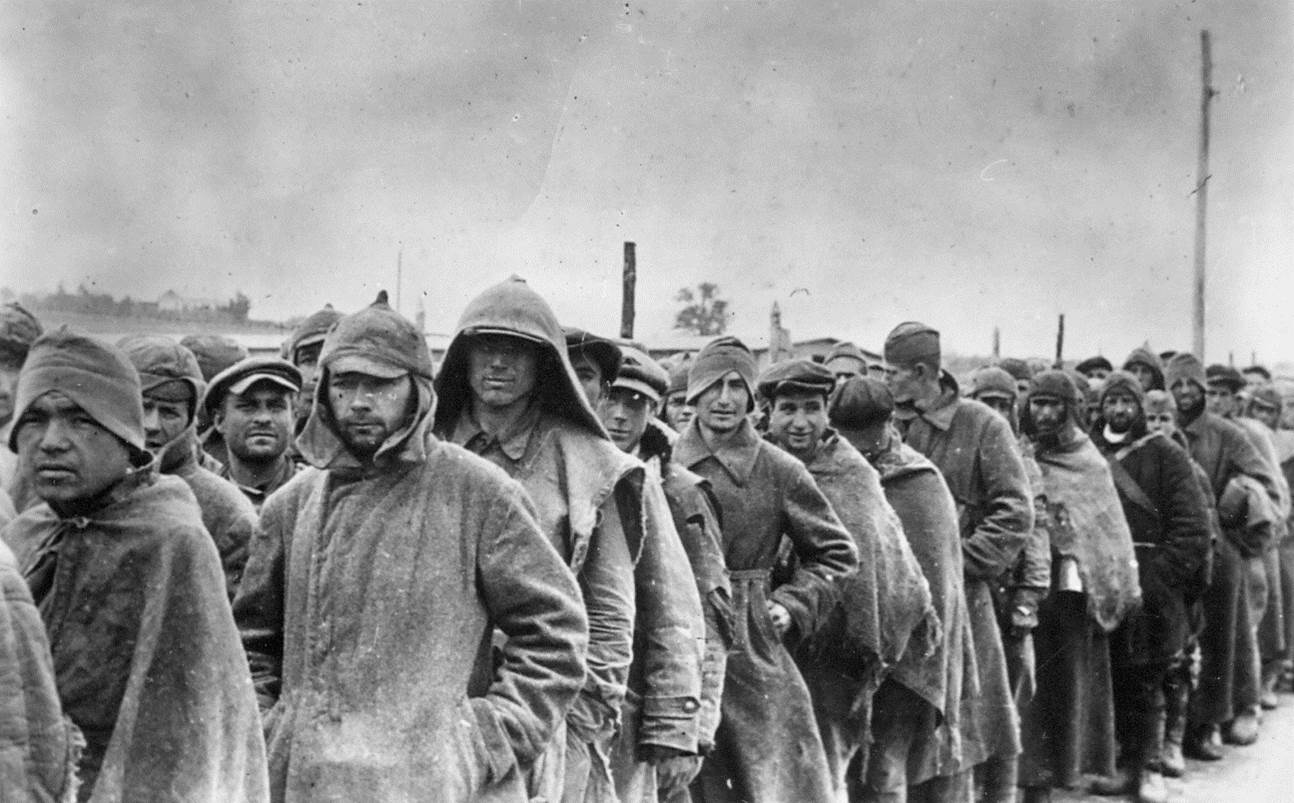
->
[[0, 282, 1291, 803]]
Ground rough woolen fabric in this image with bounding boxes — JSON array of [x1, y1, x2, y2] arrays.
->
[[118, 335, 206, 419], [0, 302, 43, 355], [998, 357, 1034, 383], [755, 358, 835, 401], [685, 336, 757, 409], [666, 360, 690, 395], [828, 375, 893, 429], [1029, 369, 1081, 404], [612, 346, 668, 401], [180, 334, 249, 383], [1164, 353, 1206, 391], [8, 327, 146, 456], [883, 322, 940, 368]]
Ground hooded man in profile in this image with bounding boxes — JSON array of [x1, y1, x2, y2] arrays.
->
[[3, 327, 267, 801], [433, 277, 646, 802], [235, 295, 588, 801]]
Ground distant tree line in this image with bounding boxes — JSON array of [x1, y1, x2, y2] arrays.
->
[[1, 284, 251, 323]]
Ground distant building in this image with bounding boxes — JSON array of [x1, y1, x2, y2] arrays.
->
[[158, 290, 223, 313]]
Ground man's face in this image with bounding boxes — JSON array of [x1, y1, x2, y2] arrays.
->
[[884, 361, 925, 405], [328, 371, 414, 458], [1128, 363, 1157, 391], [1082, 367, 1111, 381], [1243, 371, 1269, 392], [1171, 380, 1204, 415], [977, 394, 1016, 422], [767, 390, 829, 459], [1146, 408, 1177, 437], [0, 357, 21, 425], [1101, 390, 1140, 434], [1249, 400, 1281, 432], [1028, 395, 1068, 438], [599, 387, 656, 453], [15, 391, 133, 507], [665, 390, 694, 431], [1205, 383, 1235, 417], [216, 384, 295, 464], [142, 391, 193, 455], [569, 352, 606, 406], [467, 334, 540, 411], [694, 371, 750, 435], [294, 342, 323, 393], [824, 356, 866, 387]]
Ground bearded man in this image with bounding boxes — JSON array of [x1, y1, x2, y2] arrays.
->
[[1088, 372, 1211, 803], [758, 359, 934, 800]]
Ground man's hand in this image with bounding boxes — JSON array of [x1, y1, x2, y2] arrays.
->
[[766, 601, 792, 637], [653, 751, 703, 795]]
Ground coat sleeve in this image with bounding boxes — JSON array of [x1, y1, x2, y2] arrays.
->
[[1150, 441, 1212, 590], [631, 477, 704, 755], [232, 494, 289, 713], [770, 463, 859, 642], [474, 484, 589, 775], [962, 414, 1033, 581]]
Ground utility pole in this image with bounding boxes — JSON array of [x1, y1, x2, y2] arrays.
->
[[620, 242, 636, 339], [1193, 30, 1216, 359], [1054, 313, 1065, 368], [992, 326, 1001, 360]]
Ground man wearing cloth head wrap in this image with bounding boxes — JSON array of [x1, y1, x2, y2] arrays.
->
[[119, 335, 257, 600], [598, 347, 727, 802], [234, 295, 586, 800], [673, 338, 858, 803], [1087, 371, 1211, 802], [433, 276, 646, 802], [1015, 370, 1140, 802], [3, 327, 268, 800], [1165, 352, 1284, 753], [883, 321, 1033, 803], [759, 359, 934, 800]]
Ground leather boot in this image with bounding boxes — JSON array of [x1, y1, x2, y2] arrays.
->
[[1161, 671, 1189, 778], [1136, 710, 1169, 803], [1182, 723, 1224, 761]]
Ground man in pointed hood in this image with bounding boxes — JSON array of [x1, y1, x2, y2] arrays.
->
[[1088, 371, 1211, 802], [235, 294, 587, 800], [434, 276, 646, 802], [1124, 348, 1166, 393], [673, 337, 858, 803], [119, 335, 257, 600], [4, 327, 268, 800], [759, 359, 934, 799]]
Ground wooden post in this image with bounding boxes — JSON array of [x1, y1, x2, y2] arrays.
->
[[620, 242, 636, 339], [1193, 31, 1215, 359], [1054, 314, 1065, 368], [992, 326, 1001, 360]]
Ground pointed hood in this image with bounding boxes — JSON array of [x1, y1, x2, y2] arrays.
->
[[433, 276, 607, 438], [298, 294, 437, 472], [1122, 346, 1165, 391]]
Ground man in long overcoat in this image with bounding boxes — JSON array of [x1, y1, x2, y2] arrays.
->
[[433, 277, 646, 801], [674, 336, 858, 803], [235, 296, 588, 801], [759, 359, 935, 799], [883, 322, 1033, 803], [1088, 371, 1210, 802]]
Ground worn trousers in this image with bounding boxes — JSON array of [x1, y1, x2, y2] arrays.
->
[[1111, 661, 1170, 769], [863, 679, 970, 803], [1233, 555, 1263, 716], [1192, 538, 1244, 725]]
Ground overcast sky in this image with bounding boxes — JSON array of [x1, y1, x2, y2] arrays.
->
[[3, 0, 1291, 363]]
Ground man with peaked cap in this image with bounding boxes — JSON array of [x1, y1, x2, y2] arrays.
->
[[3, 327, 268, 800], [282, 304, 344, 436], [673, 336, 858, 803], [598, 346, 728, 802], [234, 295, 587, 800], [433, 276, 645, 802], [883, 322, 1033, 803], [759, 359, 935, 800], [1088, 371, 1211, 802], [565, 327, 623, 407], [1165, 352, 1283, 755], [1016, 370, 1140, 803], [119, 335, 257, 600], [1124, 348, 1166, 393], [204, 357, 303, 511], [968, 366, 1052, 740], [0, 302, 44, 511], [662, 358, 695, 432], [829, 375, 972, 801], [181, 333, 250, 464], [1077, 356, 1114, 382]]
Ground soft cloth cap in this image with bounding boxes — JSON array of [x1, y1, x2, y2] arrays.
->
[[828, 375, 894, 429], [756, 358, 836, 401], [883, 322, 940, 368], [204, 356, 302, 418], [686, 336, 757, 409], [564, 327, 623, 383], [612, 346, 668, 402]]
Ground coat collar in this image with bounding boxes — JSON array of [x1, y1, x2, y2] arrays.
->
[[674, 416, 762, 486], [917, 386, 960, 431], [448, 400, 542, 463]]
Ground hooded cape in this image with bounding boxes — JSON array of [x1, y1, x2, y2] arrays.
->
[[3, 470, 267, 802], [1032, 432, 1142, 632]]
